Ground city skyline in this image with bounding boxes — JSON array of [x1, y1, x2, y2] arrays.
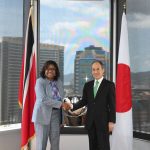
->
[[0, 37, 23, 124], [1, 0, 149, 73]]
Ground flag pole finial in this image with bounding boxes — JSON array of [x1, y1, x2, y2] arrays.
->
[[31, 0, 34, 7], [123, 3, 126, 13]]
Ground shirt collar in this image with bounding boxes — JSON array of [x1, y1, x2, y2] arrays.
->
[[45, 78, 55, 85], [94, 76, 104, 85]]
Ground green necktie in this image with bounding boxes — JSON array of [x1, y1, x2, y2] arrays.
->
[[94, 80, 99, 98]]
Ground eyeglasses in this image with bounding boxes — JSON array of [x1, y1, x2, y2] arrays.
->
[[47, 67, 56, 71]]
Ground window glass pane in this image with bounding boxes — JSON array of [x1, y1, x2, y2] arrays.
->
[[40, 0, 111, 127], [127, 0, 150, 133], [0, 0, 23, 125]]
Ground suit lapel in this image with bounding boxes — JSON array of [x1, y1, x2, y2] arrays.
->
[[89, 80, 95, 100], [56, 80, 63, 99]]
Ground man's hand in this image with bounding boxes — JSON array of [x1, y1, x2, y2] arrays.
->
[[108, 122, 115, 133], [62, 102, 72, 111]]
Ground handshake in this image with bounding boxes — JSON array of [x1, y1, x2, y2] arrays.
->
[[61, 98, 72, 111]]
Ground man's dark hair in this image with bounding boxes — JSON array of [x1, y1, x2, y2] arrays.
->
[[91, 60, 104, 69], [40, 60, 60, 80]]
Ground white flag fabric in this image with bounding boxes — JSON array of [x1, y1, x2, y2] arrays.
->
[[111, 12, 133, 150]]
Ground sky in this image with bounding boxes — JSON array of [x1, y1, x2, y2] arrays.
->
[[127, 0, 150, 72], [40, 0, 110, 74], [0, 0, 23, 37]]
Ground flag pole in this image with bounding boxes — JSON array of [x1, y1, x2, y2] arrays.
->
[[30, 2, 37, 150], [28, 2, 33, 149], [27, 0, 34, 150], [26, 2, 35, 150], [30, 0, 38, 77]]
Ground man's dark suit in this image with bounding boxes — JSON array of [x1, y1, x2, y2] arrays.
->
[[73, 78, 116, 150]]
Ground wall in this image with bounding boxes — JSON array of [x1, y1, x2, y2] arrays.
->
[[0, 129, 150, 150]]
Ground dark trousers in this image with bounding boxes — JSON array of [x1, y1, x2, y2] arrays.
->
[[87, 122, 110, 150]]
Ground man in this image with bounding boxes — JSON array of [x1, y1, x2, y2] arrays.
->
[[71, 60, 116, 150]]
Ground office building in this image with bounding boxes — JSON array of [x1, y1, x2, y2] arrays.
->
[[39, 43, 64, 83], [0, 37, 23, 124]]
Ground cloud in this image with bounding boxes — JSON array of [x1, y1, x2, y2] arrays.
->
[[42, 20, 93, 44], [131, 55, 150, 72], [52, 20, 90, 32], [128, 13, 150, 29], [67, 3, 108, 18], [96, 25, 109, 38], [127, 0, 150, 15], [41, 0, 109, 18]]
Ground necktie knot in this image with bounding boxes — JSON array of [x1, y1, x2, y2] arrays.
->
[[95, 80, 99, 86]]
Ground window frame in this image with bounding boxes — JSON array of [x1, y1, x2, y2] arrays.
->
[[38, 0, 114, 134]]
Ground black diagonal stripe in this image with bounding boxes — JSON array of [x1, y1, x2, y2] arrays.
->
[[24, 14, 34, 85]]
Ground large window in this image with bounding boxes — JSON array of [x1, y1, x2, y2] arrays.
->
[[0, 0, 23, 125], [127, 0, 150, 134], [40, 0, 112, 127]]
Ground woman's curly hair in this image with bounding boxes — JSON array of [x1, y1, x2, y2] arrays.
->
[[40, 60, 60, 80]]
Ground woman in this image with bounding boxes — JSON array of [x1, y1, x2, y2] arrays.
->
[[32, 60, 67, 150]]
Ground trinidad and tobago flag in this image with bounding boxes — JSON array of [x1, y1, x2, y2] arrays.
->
[[18, 5, 36, 150]]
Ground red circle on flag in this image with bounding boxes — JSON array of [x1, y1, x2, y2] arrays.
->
[[116, 64, 132, 112]]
